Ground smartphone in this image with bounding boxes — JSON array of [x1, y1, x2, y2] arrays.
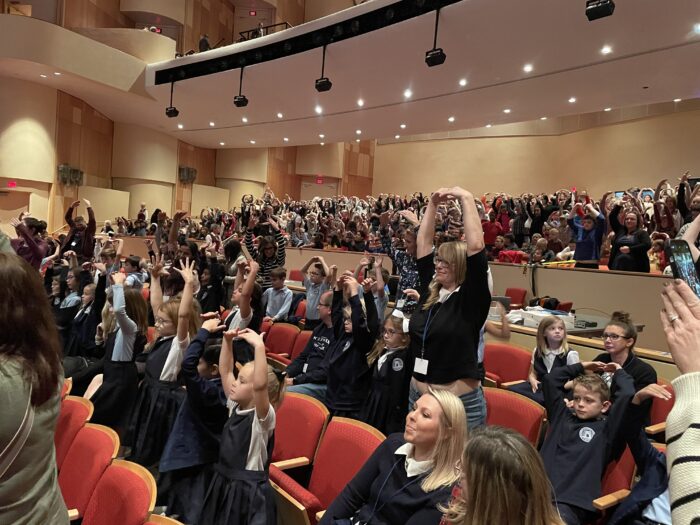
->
[[665, 239, 700, 297], [613, 191, 625, 198]]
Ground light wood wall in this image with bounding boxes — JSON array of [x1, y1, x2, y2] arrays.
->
[[275, 0, 305, 26], [62, 0, 133, 29], [342, 139, 374, 197], [176, 140, 217, 213], [268, 146, 301, 200], [182, 0, 235, 54]]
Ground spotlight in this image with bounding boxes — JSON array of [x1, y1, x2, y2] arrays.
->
[[234, 67, 248, 107], [165, 82, 179, 118], [586, 0, 615, 21], [315, 77, 333, 92], [425, 9, 446, 67], [315, 45, 332, 93]]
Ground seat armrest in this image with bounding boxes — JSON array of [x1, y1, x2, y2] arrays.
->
[[316, 510, 326, 521], [272, 457, 310, 470], [68, 509, 80, 520], [593, 489, 631, 510], [645, 422, 666, 435], [483, 376, 498, 388], [500, 380, 526, 388]]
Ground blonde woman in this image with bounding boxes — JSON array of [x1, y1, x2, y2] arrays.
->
[[320, 389, 466, 525], [409, 186, 491, 428], [441, 426, 564, 525]]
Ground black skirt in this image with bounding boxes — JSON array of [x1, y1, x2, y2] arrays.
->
[[126, 375, 186, 467], [91, 360, 138, 436], [158, 463, 216, 525], [198, 467, 275, 525]]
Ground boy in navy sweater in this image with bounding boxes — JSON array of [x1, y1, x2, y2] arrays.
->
[[541, 361, 635, 525]]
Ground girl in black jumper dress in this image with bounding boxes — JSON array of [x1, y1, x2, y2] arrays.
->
[[199, 328, 285, 525], [361, 311, 413, 434], [126, 258, 200, 467]]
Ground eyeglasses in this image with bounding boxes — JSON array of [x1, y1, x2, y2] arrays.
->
[[602, 333, 624, 341], [382, 328, 400, 336], [318, 303, 332, 308], [433, 256, 451, 267], [155, 317, 173, 326], [308, 272, 321, 277]]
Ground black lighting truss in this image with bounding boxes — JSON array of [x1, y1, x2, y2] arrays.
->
[[154, 0, 463, 85]]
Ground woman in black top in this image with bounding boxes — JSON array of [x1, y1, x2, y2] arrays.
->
[[608, 205, 651, 273], [408, 186, 491, 429]]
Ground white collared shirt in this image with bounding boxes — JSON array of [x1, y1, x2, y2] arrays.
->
[[394, 442, 433, 478]]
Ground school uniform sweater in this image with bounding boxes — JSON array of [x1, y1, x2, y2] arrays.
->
[[286, 322, 334, 385], [541, 364, 635, 512]]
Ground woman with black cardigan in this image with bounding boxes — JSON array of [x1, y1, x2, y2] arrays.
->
[[408, 186, 491, 429], [608, 204, 651, 273]]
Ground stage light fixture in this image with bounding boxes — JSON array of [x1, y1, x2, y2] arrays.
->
[[234, 68, 249, 107], [586, 0, 615, 21], [425, 9, 446, 67], [315, 45, 332, 92], [165, 82, 179, 118]]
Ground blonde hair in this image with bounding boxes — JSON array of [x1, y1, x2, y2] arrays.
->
[[420, 388, 467, 493], [423, 242, 468, 310], [239, 362, 286, 408], [441, 426, 564, 525], [367, 314, 410, 366], [572, 374, 610, 403], [149, 294, 201, 349], [534, 316, 569, 359]]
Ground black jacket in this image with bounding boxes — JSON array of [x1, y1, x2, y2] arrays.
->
[[287, 322, 334, 385]]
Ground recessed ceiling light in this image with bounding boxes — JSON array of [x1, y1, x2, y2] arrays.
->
[[356, 139, 361, 143], [694, 23, 700, 35], [540, 116, 548, 120], [403, 89, 412, 99], [523, 63, 533, 73], [319, 134, 325, 139], [568, 97, 577, 103], [400, 123, 407, 129], [250, 140, 256, 144], [604, 107, 612, 112], [219, 141, 225, 146], [458, 78, 467, 87], [357, 98, 365, 107], [448, 116, 455, 123], [283, 137, 289, 142], [503, 108, 511, 114], [209, 121, 215, 127], [276, 112, 284, 119], [600, 45, 612, 55], [673, 98, 682, 103], [40, 74, 47, 78], [315, 105, 323, 114], [395, 135, 400, 139], [485, 124, 492, 128], [242, 117, 248, 123], [177, 123, 184, 129], [356, 129, 362, 135], [53, 72, 61, 76], [320, 142, 325, 146]]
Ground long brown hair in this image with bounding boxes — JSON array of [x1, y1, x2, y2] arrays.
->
[[0, 253, 62, 406], [534, 316, 570, 359], [422, 241, 468, 310], [442, 426, 564, 525]]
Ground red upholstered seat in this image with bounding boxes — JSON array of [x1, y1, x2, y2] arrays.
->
[[557, 301, 573, 313], [272, 393, 329, 466], [504, 287, 527, 310], [81, 459, 156, 525], [483, 343, 532, 387], [646, 379, 675, 440], [265, 322, 300, 356], [146, 326, 156, 344], [270, 417, 385, 525], [593, 446, 637, 520], [260, 318, 273, 335], [289, 269, 305, 282], [483, 388, 546, 446], [290, 330, 313, 361], [295, 299, 307, 319], [55, 396, 94, 470], [61, 377, 73, 399], [58, 424, 119, 519]]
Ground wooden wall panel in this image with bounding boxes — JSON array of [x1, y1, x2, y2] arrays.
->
[[341, 140, 374, 197], [176, 140, 217, 213], [183, 0, 234, 54], [63, 0, 133, 29], [268, 146, 301, 200], [56, 91, 114, 189], [275, 0, 305, 27]]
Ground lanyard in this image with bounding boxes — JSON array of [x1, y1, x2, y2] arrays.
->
[[365, 458, 426, 523], [421, 304, 439, 359]]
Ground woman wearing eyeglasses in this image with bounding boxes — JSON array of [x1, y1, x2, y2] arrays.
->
[[408, 186, 491, 429]]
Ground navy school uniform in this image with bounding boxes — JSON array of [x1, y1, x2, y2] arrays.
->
[[158, 328, 229, 524], [199, 403, 276, 525], [361, 347, 413, 435], [126, 335, 187, 467], [322, 289, 379, 417], [540, 363, 635, 522], [508, 350, 570, 405]]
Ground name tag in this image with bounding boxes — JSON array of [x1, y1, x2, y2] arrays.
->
[[414, 357, 429, 375], [396, 298, 406, 309], [303, 363, 308, 373]]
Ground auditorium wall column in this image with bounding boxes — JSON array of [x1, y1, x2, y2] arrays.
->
[[267, 146, 301, 200], [176, 140, 217, 214]]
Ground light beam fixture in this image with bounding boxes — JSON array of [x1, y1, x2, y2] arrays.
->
[[315, 45, 332, 92], [165, 82, 179, 118], [425, 8, 446, 67], [234, 68, 249, 107]]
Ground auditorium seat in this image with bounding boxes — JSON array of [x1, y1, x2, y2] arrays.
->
[[270, 418, 385, 525], [557, 301, 573, 313], [265, 322, 300, 356], [290, 330, 313, 361], [261, 318, 273, 335], [483, 388, 546, 446], [62, 377, 73, 399], [60, 423, 120, 520], [593, 446, 636, 515], [504, 287, 527, 310], [144, 514, 185, 525], [295, 299, 307, 320], [272, 393, 330, 471], [55, 396, 94, 470], [80, 459, 156, 525], [645, 378, 675, 441], [146, 326, 156, 344], [482, 343, 531, 388], [289, 269, 305, 282]]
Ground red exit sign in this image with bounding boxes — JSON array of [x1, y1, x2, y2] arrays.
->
[[315, 175, 324, 185], [7, 180, 17, 188], [249, 10, 257, 16]]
